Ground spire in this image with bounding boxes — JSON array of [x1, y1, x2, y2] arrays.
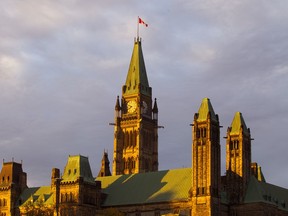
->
[[197, 98, 217, 121], [152, 98, 158, 121], [230, 112, 249, 135], [114, 95, 121, 119], [122, 38, 151, 96], [152, 98, 158, 113], [97, 151, 111, 177], [115, 95, 121, 111]]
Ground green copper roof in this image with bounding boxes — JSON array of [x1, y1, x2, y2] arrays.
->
[[197, 98, 217, 122], [62, 155, 95, 183], [245, 176, 288, 211], [123, 39, 150, 96], [230, 112, 249, 135], [96, 168, 192, 206], [244, 176, 265, 203], [18, 186, 53, 207]]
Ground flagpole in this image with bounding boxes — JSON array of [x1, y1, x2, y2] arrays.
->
[[137, 16, 139, 40]]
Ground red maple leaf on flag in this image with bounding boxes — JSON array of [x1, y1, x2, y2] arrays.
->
[[138, 17, 148, 27]]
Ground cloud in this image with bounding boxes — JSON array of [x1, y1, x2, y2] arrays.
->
[[0, 0, 288, 188], [0, 55, 22, 78]]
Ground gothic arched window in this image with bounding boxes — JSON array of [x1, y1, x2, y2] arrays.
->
[[196, 128, 200, 138]]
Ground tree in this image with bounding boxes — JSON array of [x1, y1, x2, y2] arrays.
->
[[22, 200, 54, 216]]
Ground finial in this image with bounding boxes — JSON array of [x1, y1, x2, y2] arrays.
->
[[153, 98, 158, 113], [115, 95, 121, 112]]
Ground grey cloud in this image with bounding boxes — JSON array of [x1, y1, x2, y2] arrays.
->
[[0, 0, 288, 188]]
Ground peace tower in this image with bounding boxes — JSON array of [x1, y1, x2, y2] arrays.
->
[[112, 38, 159, 175]]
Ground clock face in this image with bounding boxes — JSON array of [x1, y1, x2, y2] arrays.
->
[[142, 101, 148, 114], [127, 100, 137, 113]]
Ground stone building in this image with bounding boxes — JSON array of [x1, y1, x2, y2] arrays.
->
[[1, 38, 288, 216]]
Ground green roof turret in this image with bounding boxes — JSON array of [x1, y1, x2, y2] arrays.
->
[[61, 155, 95, 183]]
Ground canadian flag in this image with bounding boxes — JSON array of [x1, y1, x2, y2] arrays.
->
[[138, 17, 148, 27]]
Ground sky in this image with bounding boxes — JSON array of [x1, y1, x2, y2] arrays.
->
[[1, 0, 288, 188]]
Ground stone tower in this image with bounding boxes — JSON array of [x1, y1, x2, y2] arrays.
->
[[225, 112, 251, 204], [0, 161, 27, 216], [112, 38, 158, 175], [59, 155, 101, 215], [192, 98, 221, 216]]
